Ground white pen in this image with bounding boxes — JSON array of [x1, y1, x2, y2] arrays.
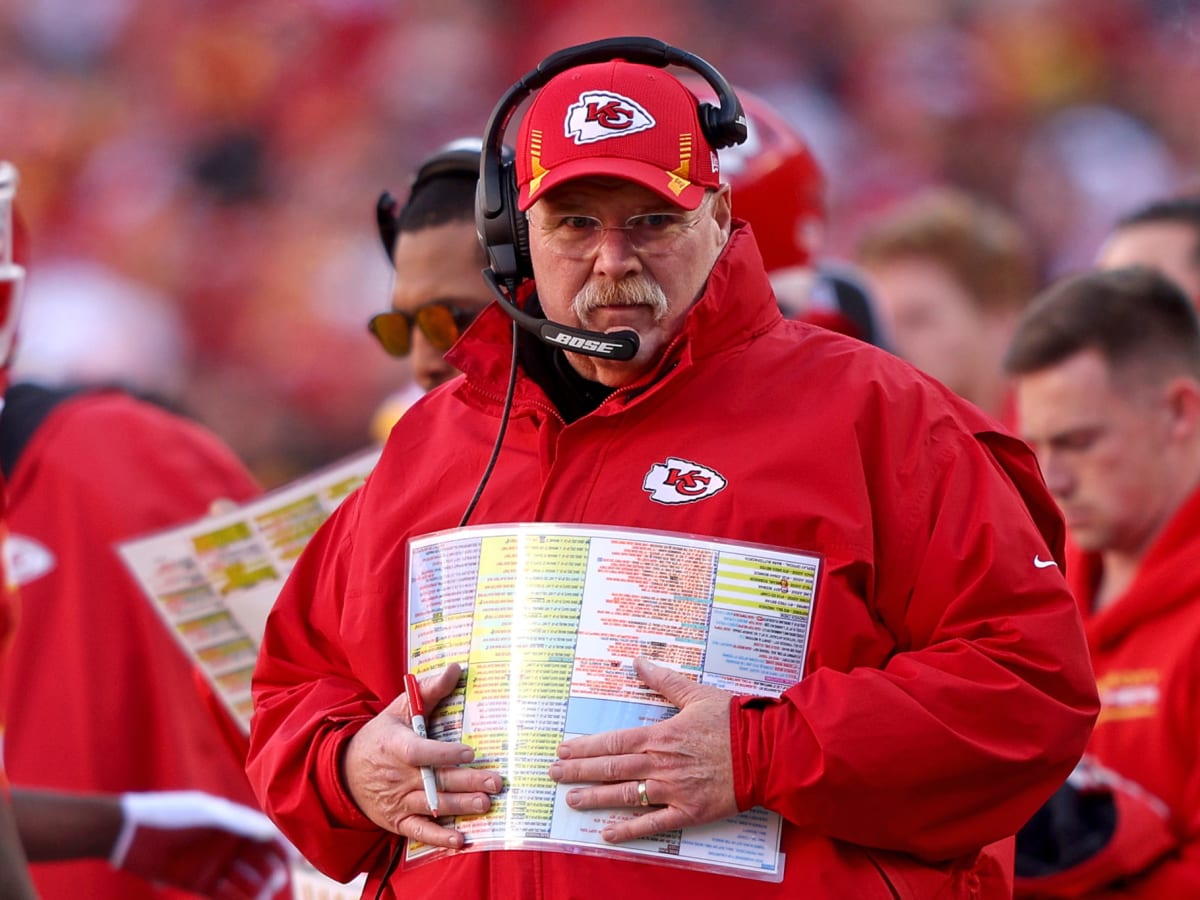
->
[[404, 673, 440, 817]]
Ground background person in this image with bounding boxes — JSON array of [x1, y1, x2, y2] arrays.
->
[[1095, 193, 1200, 306], [366, 139, 505, 442], [1004, 266, 1200, 897], [249, 40, 1097, 899], [690, 80, 889, 347], [0, 159, 290, 900], [855, 186, 1039, 423]]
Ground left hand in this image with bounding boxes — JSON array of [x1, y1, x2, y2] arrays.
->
[[112, 791, 292, 900], [548, 657, 739, 843]]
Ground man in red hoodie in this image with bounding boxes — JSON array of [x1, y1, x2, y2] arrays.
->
[[1006, 266, 1200, 896], [0, 160, 290, 899]]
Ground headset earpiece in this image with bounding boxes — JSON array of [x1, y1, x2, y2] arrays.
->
[[698, 101, 748, 150]]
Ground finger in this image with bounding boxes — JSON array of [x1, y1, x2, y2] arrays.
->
[[549, 751, 647, 784], [416, 663, 464, 709], [400, 734, 478, 769], [601, 806, 689, 844], [634, 657, 704, 705], [436, 766, 504, 795], [556, 724, 647, 763], [400, 814, 469, 850], [425, 788, 496, 818], [214, 857, 271, 899], [255, 859, 290, 900], [562, 779, 662, 812], [211, 839, 287, 896]]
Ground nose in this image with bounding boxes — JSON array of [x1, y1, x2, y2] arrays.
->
[[1038, 450, 1075, 501], [411, 330, 457, 392], [591, 226, 643, 280]]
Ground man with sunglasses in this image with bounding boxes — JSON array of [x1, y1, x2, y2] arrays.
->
[[369, 139, 500, 395], [250, 47, 1098, 899]]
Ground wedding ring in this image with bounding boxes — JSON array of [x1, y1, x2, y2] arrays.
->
[[636, 780, 650, 807]]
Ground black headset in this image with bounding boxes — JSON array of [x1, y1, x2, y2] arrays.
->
[[376, 138, 513, 260], [475, 36, 748, 360]]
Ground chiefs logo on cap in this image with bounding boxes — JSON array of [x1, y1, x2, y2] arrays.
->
[[565, 91, 656, 145]]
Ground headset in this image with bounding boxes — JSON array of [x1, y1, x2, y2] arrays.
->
[[376, 138, 513, 260], [475, 36, 748, 360]]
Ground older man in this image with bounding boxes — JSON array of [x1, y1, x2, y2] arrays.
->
[[249, 39, 1097, 899]]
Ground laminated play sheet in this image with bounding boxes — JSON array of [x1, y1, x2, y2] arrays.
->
[[404, 522, 823, 881]]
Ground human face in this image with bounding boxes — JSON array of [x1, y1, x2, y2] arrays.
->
[[389, 220, 492, 392], [864, 256, 1014, 413], [1016, 349, 1179, 557], [526, 178, 731, 387], [1097, 221, 1200, 306]]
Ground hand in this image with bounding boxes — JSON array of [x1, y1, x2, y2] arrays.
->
[[343, 663, 503, 849], [548, 657, 739, 843], [111, 791, 292, 900]]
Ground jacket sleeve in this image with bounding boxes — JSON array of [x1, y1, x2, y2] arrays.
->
[[246, 489, 390, 882], [730, 424, 1100, 861]]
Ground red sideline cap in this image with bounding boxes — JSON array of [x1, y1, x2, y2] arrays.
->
[[516, 59, 720, 211]]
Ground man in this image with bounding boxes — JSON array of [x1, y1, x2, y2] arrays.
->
[[1096, 193, 1200, 305], [856, 187, 1039, 423], [0, 160, 290, 899], [249, 43, 1097, 898], [366, 139, 505, 441], [370, 141, 503, 388], [1005, 266, 1200, 897]]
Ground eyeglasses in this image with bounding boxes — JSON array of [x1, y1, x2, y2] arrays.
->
[[367, 301, 481, 357], [531, 207, 709, 260]]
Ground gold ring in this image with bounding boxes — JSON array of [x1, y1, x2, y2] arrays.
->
[[636, 780, 650, 807]]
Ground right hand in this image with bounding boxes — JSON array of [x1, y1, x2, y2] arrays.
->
[[343, 663, 502, 849]]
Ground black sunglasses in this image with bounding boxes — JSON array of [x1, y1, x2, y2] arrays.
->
[[367, 301, 481, 357]]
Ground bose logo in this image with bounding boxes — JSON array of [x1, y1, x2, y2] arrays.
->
[[549, 333, 625, 353]]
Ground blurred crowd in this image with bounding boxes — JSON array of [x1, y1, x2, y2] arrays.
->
[[1, 0, 1198, 487]]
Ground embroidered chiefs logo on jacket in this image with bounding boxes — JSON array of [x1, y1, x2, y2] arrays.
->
[[643, 457, 727, 504]]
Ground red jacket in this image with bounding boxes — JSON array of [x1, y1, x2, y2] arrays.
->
[[2, 389, 263, 900], [1016, 485, 1200, 898], [249, 226, 1098, 899]]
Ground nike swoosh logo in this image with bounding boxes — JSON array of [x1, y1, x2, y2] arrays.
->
[[1033, 555, 1057, 569]]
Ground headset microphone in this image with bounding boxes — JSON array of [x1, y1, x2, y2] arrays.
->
[[481, 269, 639, 361]]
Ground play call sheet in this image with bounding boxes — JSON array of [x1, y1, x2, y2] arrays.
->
[[405, 523, 822, 881]]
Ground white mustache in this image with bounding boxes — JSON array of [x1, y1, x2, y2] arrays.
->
[[572, 277, 669, 325]]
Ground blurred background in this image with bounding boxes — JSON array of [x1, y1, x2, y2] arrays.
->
[[2, 0, 1198, 487]]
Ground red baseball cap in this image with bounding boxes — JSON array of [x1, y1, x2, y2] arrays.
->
[[516, 59, 720, 211]]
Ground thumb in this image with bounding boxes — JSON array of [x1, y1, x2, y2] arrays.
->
[[420, 662, 464, 708], [383, 663, 464, 720]]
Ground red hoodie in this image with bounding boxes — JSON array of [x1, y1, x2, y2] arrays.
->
[[1017, 485, 1200, 897]]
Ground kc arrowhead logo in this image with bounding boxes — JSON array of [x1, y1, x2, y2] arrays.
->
[[643, 457, 728, 505], [565, 91, 656, 144]]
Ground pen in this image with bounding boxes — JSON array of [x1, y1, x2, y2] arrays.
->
[[404, 673, 440, 818]]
